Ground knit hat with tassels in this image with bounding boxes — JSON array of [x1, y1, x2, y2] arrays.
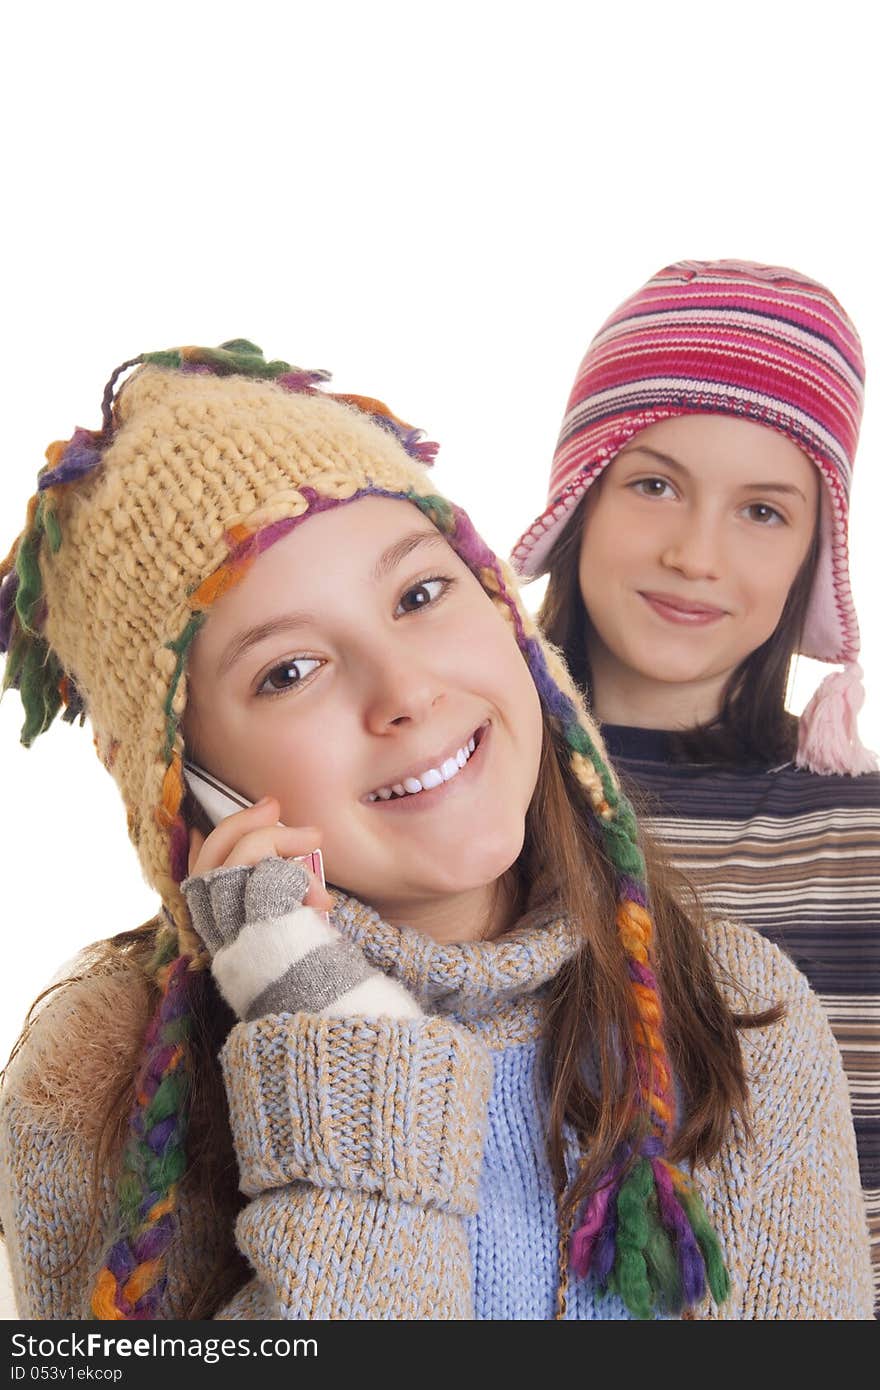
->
[[0, 340, 730, 1320], [511, 259, 877, 777]]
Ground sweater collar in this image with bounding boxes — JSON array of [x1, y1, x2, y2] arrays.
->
[[600, 723, 678, 762], [329, 891, 579, 1026]]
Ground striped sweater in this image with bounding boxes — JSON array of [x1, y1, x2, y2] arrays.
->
[[0, 888, 872, 1319], [601, 723, 880, 1315]]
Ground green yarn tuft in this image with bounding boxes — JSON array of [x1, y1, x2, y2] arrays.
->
[[600, 819, 647, 879], [142, 341, 293, 381], [145, 1145, 187, 1192], [1, 631, 24, 697], [612, 1157, 654, 1319], [141, 350, 183, 370], [680, 1186, 731, 1306], [565, 722, 625, 814], [644, 1219, 684, 1314], [149, 927, 181, 974], [565, 721, 598, 761], [219, 338, 263, 354], [18, 638, 63, 747], [14, 531, 45, 633], [409, 492, 455, 534], [162, 614, 205, 761], [143, 1072, 187, 1129], [118, 1172, 143, 1230], [615, 797, 641, 845], [44, 508, 62, 553]]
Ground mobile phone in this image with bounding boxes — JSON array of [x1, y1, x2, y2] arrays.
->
[[182, 759, 326, 890]]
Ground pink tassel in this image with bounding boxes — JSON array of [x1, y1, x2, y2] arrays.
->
[[796, 662, 879, 776]]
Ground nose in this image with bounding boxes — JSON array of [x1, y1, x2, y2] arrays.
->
[[362, 649, 446, 734], [659, 514, 722, 582]]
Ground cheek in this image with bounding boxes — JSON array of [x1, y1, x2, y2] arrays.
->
[[271, 735, 351, 823], [464, 608, 542, 747], [577, 504, 645, 608], [493, 629, 544, 770], [741, 545, 806, 626], [578, 535, 625, 618]]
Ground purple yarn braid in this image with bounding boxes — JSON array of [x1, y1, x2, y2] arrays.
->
[[571, 1170, 620, 1276], [652, 1159, 708, 1305]]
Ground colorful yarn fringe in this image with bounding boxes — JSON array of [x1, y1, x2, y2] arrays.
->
[[91, 932, 192, 1319], [528, 641, 730, 1316]]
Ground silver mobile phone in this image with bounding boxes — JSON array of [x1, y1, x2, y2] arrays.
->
[[183, 759, 326, 889]]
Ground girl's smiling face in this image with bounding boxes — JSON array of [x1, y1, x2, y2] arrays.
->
[[183, 495, 543, 928], [577, 414, 821, 729]]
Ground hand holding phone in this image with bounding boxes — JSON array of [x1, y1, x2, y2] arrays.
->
[[183, 760, 331, 914]]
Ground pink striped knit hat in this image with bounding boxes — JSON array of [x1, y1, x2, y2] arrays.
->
[[511, 259, 876, 776]]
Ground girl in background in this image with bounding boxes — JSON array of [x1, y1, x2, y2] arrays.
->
[[0, 340, 871, 1320], [511, 259, 880, 1311]]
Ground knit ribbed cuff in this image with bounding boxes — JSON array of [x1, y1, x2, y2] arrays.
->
[[181, 856, 422, 1024], [181, 858, 310, 956], [221, 1012, 493, 1213]]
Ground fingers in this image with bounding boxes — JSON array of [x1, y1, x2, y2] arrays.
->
[[190, 797, 283, 872], [187, 799, 331, 909], [302, 876, 335, 913]]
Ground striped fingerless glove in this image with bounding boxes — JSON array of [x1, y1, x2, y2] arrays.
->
[[181, 855, 421, 1023]]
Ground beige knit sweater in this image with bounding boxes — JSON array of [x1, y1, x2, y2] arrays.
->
[[0, 902, 873, 1319]]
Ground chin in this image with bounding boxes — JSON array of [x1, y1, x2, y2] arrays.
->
[[631, 654, 728, 686], [446, 828, 526, 891], [403, 828, 527, 900]]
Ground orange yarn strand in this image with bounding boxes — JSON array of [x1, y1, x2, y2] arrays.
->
[[91, 1271, 126, 1320], [123, 1259, 163, 1306]]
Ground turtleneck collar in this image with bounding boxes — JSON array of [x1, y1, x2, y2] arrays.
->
[[329, 891, 580, 1047], [600, 724, 679, 763]]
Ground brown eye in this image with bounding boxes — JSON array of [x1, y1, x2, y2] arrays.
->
[[396, 577, 448, 615], [257, 656, 321, 697], [744, 503, 784, 525], [632, 477, 675, 499]]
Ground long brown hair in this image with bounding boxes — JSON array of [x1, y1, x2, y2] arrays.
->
[[537, 487, 822, 766], [1, 701, 777, 1318]]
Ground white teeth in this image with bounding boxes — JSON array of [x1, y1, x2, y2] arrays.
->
[[368, 731, 480, 802]]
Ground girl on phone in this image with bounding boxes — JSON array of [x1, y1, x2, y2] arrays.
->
[[511, 259, 880, 1311], [0, 340, 871, 1320]]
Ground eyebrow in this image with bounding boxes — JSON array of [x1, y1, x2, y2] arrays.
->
[[372, 528, 448, 582], [216, 528, 448, 676], [620, 446, 810, 502]]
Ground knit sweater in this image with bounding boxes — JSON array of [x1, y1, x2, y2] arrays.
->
[[0, 893, 873, 1320], [601, 722, 880, 1314]]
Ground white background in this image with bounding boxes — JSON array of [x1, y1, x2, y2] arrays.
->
[[1, 0, 877, 1317]]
